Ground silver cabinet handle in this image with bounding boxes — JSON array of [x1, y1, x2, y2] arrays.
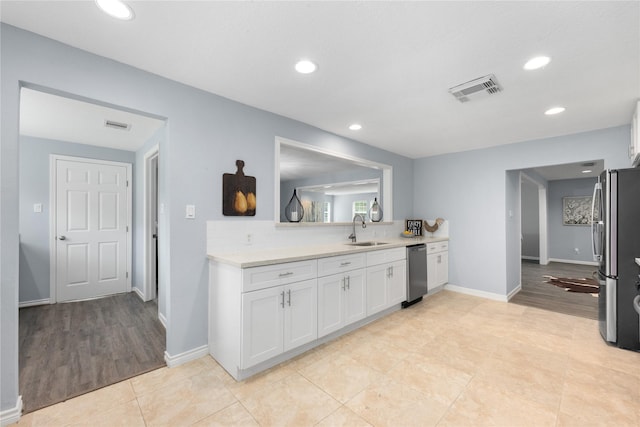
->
[[281, 291, 285, 308], [279, 272, 294, 277], [287, 289, 291, 306], [340, 261, 351, 267], [437, 255, 441, 263], [342, 278, 346, 291], [347, 276, 350, 289], [58, 235, 66, 240]]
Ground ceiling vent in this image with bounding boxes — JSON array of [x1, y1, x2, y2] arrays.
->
[[104, 119, 131, 131], [449, 74, 502, 103]]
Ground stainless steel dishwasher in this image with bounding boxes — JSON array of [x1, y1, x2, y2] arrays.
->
[[402, 243, 428, 308]]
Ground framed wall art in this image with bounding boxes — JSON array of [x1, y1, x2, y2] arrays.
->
[[562, 196, 594, 226], [405, 219, 423, 236]]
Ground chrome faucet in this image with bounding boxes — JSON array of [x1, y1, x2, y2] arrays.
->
[[348, 213, 367, 242]]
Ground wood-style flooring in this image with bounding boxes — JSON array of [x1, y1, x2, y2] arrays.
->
[[510, 260, 598, 320], [19, 292, 166, 414]]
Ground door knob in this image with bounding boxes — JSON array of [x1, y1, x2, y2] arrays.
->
[[58, 235, 66, 240]]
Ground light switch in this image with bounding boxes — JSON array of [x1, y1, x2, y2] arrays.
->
[[33, 203, 42, 213], [185, 204, 196, 219]]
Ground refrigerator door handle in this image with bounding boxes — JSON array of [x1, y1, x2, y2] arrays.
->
[[591, 182, 602, 262]]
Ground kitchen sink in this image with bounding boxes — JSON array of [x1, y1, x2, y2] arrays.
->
[[348, 241, 389, 247]]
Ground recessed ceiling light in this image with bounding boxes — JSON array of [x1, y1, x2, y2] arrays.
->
[[348, 124, 362, 131], [582, 170, 592, 174], [295, 60, 317, 74], [544, 106, 566, 115], [524, 56, 551, 70], [95, 0, 134, 20]]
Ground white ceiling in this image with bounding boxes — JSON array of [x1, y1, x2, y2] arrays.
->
[[20, 88, 165, 151], [2, 1, 639, 160]]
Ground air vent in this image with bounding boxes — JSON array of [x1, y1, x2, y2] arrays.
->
[[449, 74, 502, 103], [104, 119, 131, 131]]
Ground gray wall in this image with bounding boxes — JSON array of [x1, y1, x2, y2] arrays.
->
[[548, 178, 598, 262], [413, 125, 630, 298], [18, 136, 136, 303], [521, 180, 540, 258], [1, 23, 414, 411]]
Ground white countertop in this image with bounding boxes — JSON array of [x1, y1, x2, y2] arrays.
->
[[208, 236, 449, 268]]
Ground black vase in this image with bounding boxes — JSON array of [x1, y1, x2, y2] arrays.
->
[[285, 189, 304, 222]]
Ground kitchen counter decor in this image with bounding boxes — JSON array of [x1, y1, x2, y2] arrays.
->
[[424, 217, 445, 234], [285, 189, 304, 222]]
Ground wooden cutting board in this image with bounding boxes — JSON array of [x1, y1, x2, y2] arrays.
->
[[223, 160, 256, 216]]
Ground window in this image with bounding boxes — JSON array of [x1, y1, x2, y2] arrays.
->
[[323, 202, 331, 223], [352, 200, 368, 219]]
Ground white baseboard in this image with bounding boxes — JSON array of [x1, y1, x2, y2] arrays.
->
[[158, 312, 167, 329], [0, 395, 22, 426], [507, 284, 522, 301], [164, 345, 208, 368], [18, 298, 50, 308], [133, 287, 145, 301], [521, 256, 540, 261], [444, 284, 508, 302], [548, 258, 598, 266]]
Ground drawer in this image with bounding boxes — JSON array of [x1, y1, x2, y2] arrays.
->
[[366, 247, 406, 266], [242, 259, 317, 292], [427, 241, 448, 254], [317, 253, 366, 277]]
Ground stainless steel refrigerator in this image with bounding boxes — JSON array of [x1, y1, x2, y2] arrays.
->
[[591, 168, 640, 350]]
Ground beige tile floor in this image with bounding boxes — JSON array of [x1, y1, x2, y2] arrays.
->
[[13, 291, 640, 427]]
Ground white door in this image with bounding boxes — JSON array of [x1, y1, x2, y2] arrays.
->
[[317, 274, 345, 338], [387, 260, 407, 306], [344, 269, 366, 326], [366, 265, 388, 316], [241, 286, 284, 368], [283, 279, 317, 351], [54, 157, 130, 302]]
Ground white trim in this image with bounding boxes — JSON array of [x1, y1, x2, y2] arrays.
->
[[507, 284, 522, 301], [521, 256, 540, 261], [164, 345, 208, 368], [143, 146, 159, 302], [158, 312, 167, 329], [274, 136, 393, 224], [548, 258, 599, 266], [49, 155, 133, 303], [0, 395, 22, 426], [18, 298, 50, 308], [444, 284, 508, 302], [133, 287, 145, 301]]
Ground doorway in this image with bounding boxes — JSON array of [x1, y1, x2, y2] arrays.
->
[[50, 155, 132, 302], [18, 85, 167, 413], [144, 147, 159, 303]]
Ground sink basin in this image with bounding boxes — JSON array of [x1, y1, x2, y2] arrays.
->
[[348, 241, 389, 247]]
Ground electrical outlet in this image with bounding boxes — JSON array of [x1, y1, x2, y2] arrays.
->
[[246, 233, 252, 244], [185, 204, 196, 219], [574, 247, 580, 254]]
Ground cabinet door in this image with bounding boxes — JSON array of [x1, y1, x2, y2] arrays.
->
[[366, 264, 388, 316], [387, 260, 407, 306], [436, 252, 449, 286], [241, 286, 284, 368], [317, 274, 345, 338], [344, 269, 366, 326], [284, 279, 318, 352], [427, 253, 438, 291]]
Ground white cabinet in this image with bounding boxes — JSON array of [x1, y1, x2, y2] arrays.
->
[[317, 268, 366, 338], [241, 279, 317, 368], [427, 241, 449, 291], [631, 100, 640, 167], [365, 248, 406, 315]]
